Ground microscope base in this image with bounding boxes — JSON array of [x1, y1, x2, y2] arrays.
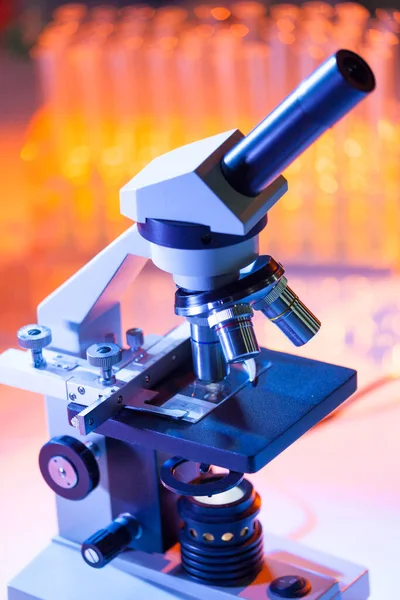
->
[[8, 534, 369, 600]]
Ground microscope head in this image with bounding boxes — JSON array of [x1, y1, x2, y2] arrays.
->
[[120, 128, 287, 292], [120, 50, 375, 380]]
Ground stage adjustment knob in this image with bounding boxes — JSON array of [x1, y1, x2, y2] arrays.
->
[[82, 514, 141, 569], [39, 435, 100, 500], [126, 327, 144, 352], [86, 342, 122, 384], [17, 324, 52, 368]]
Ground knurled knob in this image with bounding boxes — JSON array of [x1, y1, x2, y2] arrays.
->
[[17, 324, 52, 351], [207, 304, 259, 364], [208, 304, 253, 328], [39, 435, 100, 501], [81, 514, 141, 569], [126, 328, 144, 351], [86, 343, 122, 368]]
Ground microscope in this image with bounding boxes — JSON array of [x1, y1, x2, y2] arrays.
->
[[0, 50, 375, 600]]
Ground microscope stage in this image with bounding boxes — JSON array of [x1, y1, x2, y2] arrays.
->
[[70, 349, 356, 473]]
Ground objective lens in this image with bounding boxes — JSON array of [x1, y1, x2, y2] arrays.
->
[[208, 304, 260, 363], [254, 277, 321, 346], [178, 477, 263, 587], [189, 317, 229, 382]]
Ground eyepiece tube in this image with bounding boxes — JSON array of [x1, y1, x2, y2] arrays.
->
[[222, 49, 375, 197]]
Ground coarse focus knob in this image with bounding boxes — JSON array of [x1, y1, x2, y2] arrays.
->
[[17, 324, 52, 368], [86, 342, 122, 384], [82, 514, 141, 569], [126, 327, 144, 351], [39, 435, 100, 501]]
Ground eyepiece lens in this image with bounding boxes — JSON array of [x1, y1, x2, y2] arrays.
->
[[342, 57, 369, 86], [337, 50, 376, 92]]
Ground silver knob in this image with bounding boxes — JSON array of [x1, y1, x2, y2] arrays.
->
[[86, 343, 122, 385], [126, 328, 144, 352], [208, 304, 260, 363], [17, 324, 52, 368]]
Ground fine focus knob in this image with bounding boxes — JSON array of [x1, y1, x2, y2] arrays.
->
[[39, 435, 100, 500], [17, 324, 52, 368], [126, 328, 144, 352], [82, 514, 141, 569]]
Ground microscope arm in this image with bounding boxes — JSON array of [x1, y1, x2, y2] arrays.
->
[[37, 224, 151, 357]]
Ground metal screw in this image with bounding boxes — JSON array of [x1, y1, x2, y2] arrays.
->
[[69, 393, 77, 401], [199, 463, 211, 474], [126, 327, 144, 352], [78, 386, 86, 395], [88, 418, 94, 426], [145, 375, 150, 383], [70, 417, 79, 429], [17, 324, 52, 369], [117, 396, 123, 405], [85, 441, 100, 459], [86, 343, 122, 385], [84, 548, 100, 565], [48, 455, 78, 490]]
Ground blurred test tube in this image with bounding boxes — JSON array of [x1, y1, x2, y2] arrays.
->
[[32, 21, 83, 251], [68, 12, 116, 248], [334, 3, 370, 52], [145, 6, 188, 154], [212, 25, 243, 130], [297, 3, 335, 263], [268, 4, 300, 109], [298, 2, 334, 77], [330, 5, 370, 265], [52, 3, 88, 24], [191, 5, 240, 132], [175, 22, 211, 143], [363, 18, 400, 266], [266, 4, 306, 260], [231, 2, 268, 132], [106, 6, 154, 177]]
